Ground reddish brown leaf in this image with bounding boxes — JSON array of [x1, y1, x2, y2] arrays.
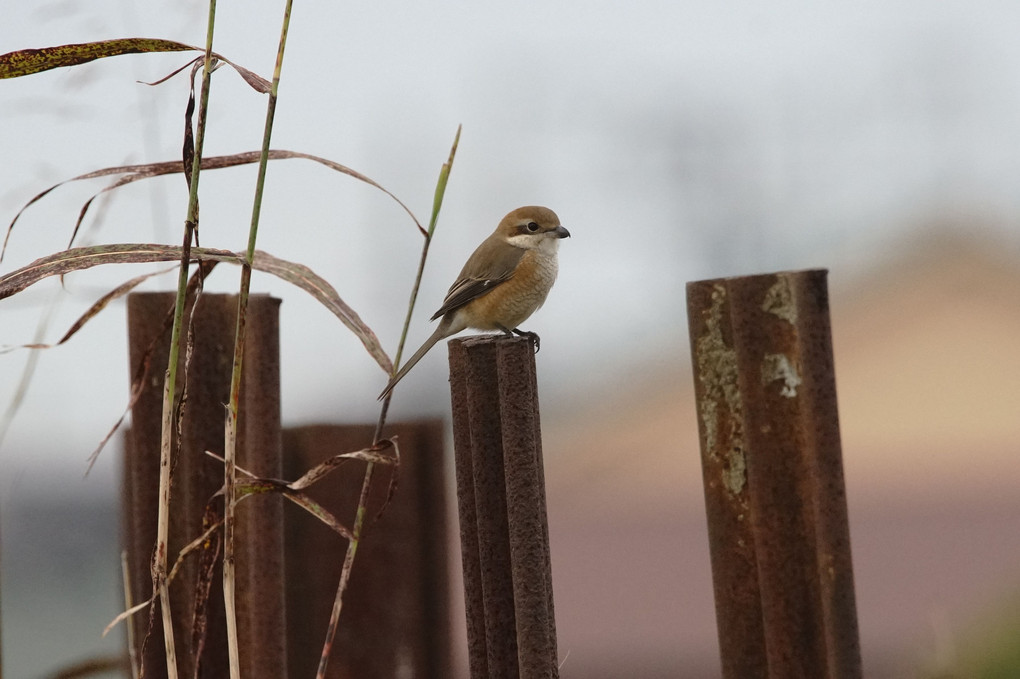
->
[[83, 261, 216, 474], [4, 150, 420, 262], [0, 38, 194, 78], [251, 250, 392, 373], [0, 38, 271, 92], [0, 243, 392, 373], [288, 439, 398, 491]]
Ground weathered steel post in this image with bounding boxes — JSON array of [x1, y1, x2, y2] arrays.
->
[[124, 292, 285, 678], [448, 335, 559, 679], [282, 421, 451, 679], [687, 269, 861, 679]]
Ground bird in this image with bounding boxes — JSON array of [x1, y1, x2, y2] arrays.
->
[[379, 205, 570, 399]]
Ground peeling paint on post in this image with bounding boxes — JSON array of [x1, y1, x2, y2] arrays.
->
[[687, 269, 862, 679], [693, 284, 748, 497], [687, 281, 765, 678]]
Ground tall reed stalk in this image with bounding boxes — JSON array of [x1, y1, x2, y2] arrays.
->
[[222, 1, 294, 677], [155, 3, 220, 676]]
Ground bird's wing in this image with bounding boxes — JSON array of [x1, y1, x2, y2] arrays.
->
[[431, 275, 512, 320], [430, 236, 526, 320]]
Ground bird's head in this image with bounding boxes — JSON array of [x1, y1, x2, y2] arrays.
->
[[497, 206, 570, 251]]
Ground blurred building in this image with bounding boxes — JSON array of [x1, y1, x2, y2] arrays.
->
[[2, 231, 1018, 678], [542, 230, 1020, 678]]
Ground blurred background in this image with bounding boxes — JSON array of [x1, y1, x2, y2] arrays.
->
[[2, 1, 1020, 677]]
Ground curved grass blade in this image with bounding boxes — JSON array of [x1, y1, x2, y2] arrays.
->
[[103, 512, 224, 638], [205, 450, 356, 540], [0, 266, 178, 356], [0, 243, 392, 373], [249, 250, 391, 372], [287, 438, 398, 491], [0, 38, 193, 77], [0, 288, 62, 448], [3, 150, 419, 263], [279, 489, 354, 540], [232, 480, 354, 541], [83, 261, 216, 474], [139, 55, 204, 87], [315, 123, 462, 679], [0, 38, 270, 92]]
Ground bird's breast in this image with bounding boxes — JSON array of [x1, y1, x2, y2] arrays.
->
[[459, 249, 559, 330]]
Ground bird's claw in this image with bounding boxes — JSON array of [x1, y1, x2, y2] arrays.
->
[[497, 325, 540, 353], [513, 328, 540, 353]]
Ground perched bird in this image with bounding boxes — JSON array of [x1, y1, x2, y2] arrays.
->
[[379, 205, 570, 399]]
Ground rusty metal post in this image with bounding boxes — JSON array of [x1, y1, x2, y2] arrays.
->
[[124, 292, 285, 679], [686, 269, 861, 679], [282, 421, 451, 679], [448, 335, 559, 679]]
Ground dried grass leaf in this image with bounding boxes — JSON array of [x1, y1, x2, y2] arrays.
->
[[103, 598, 154, 639], [138, 55, 202, 87], [204, 450, 358, 540], [287, 438, 398, 491], [0, 38, 193, 78], [103, 508, 224, 638], [0, 38, 271, 92], [251, 250, 391, 373], [182, 60, 200, 194], [3, 150, 419, 262], [65, 267, 178, 348], [0, 244, 390, 372], [278, 489, 354, 541], [190, 499, 223, 665], [229, 478, 354, 541], [83, 261, 216, 474]]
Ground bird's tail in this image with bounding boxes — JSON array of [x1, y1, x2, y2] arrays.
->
[[378, 324, 449, 400]]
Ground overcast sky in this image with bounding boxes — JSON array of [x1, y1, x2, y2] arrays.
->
[[3, 0, 1020, 485]]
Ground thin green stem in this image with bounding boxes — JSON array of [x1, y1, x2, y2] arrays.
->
[[316, 124, 461, 679], [222, 1, 293, 677], [155, 2, 218, 677], [387, 124, 461, 381]]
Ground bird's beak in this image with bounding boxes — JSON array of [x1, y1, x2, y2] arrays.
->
[[553, 225, 571, 239]]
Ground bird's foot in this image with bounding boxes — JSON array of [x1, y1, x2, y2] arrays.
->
[[495, 325, 540, 352], [512, 328, 540, 353]]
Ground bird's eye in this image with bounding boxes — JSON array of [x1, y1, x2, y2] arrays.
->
[[526, 221, 540, 232]]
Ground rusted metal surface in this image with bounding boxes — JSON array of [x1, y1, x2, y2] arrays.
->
[[687, 270, 861, 679], [230, 294, 286, 679], [124, 292, 285, 679], [448, 349, 493, 679], [449, 335, 560, 679], [282, 421, 450, 679], [496, 346, 558, 678], [451, 338, 519, 679]]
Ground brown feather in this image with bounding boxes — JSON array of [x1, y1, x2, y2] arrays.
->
[[430, 233, 527, 320]]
